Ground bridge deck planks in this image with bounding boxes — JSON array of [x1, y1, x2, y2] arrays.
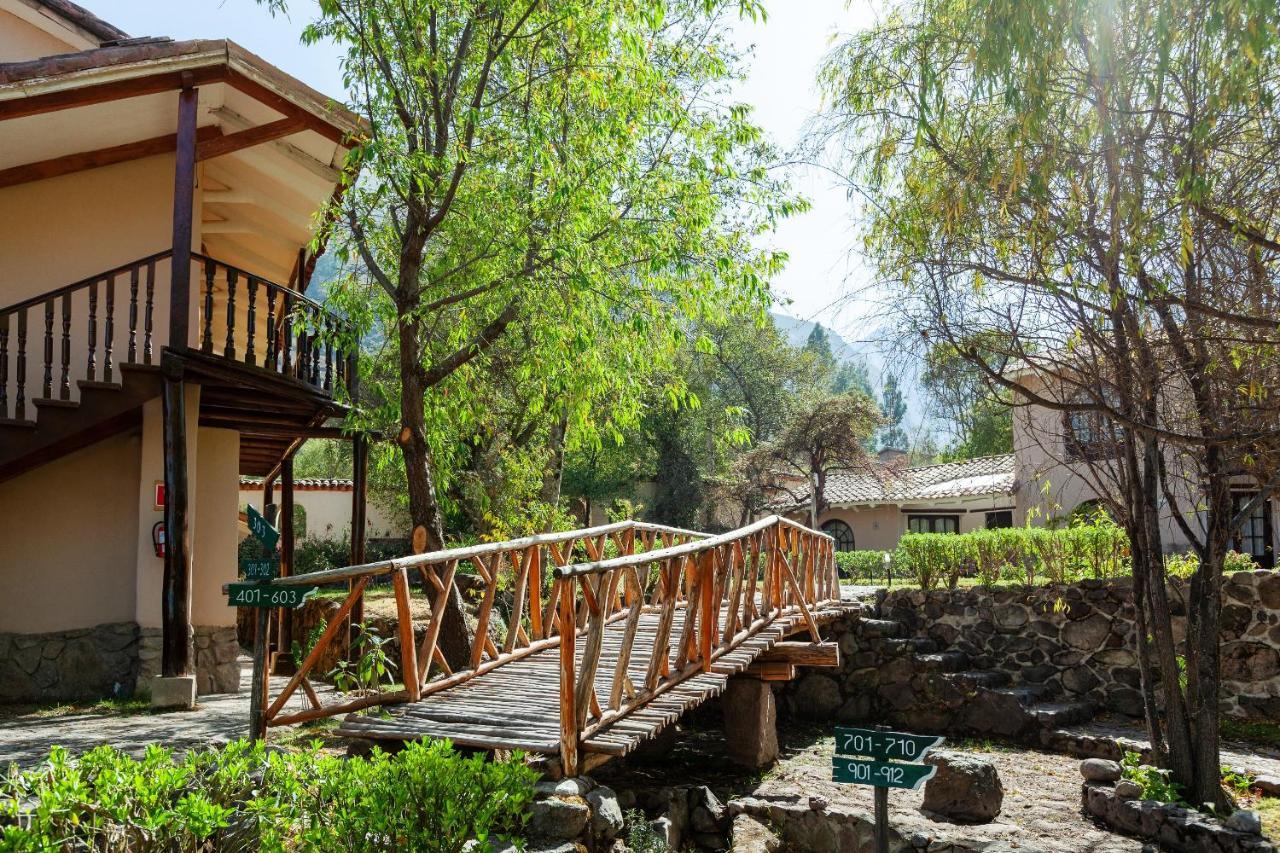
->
[[339, 602, 848, 756]]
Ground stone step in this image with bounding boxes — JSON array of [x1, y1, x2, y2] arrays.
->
[[880, 637, 938, 655], [1029, 701, 1095, 728], [988, 684, 1050, 707], [946, 670, 1011, 689], [855, 618, 902, 639], [914, 651, 970, 672]]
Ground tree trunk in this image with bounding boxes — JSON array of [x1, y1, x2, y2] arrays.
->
[[398, 312, 473, 671], [539, 414, 568, 528]]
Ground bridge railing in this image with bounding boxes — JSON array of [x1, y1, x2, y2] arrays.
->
[[253, 519, 707, 733], [551, 514, 837, 775]]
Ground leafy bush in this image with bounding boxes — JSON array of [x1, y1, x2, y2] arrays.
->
[[834, 550, 887, 582], [0, 739, 536, 852], [1121, 750, 1186, 805], [893, 533, 955, 590]]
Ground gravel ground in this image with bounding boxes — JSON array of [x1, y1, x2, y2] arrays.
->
[[598, 713, 1147, 852]]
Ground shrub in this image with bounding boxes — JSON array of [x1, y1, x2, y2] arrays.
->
[[893, 533, 956, 590], [834, 550, 887, 582], [0, 739, 536, 853]]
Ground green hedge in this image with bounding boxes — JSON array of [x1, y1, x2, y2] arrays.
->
[[892, 522, 1130, 590], [0, 739, 536, 852], [834, 550, 888, 582]]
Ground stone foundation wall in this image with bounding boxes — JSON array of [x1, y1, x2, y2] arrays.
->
[[876, 571, 1279, 720], [193, 626, 242, 695], [0, 621, 140, 703]]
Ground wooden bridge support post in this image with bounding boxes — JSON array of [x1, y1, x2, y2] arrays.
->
[[558, 580, 580, 777], [723, 675, 778, 769]]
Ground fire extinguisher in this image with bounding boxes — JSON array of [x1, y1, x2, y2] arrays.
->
[[152, 521, 166, 558]]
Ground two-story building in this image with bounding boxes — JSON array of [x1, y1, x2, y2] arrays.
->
[[0, 0, 368, 706]]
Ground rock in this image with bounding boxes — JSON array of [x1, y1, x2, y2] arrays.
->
[[527, 797, 590, 841], [587, 786, 624, 840], [536, 777, 595, 798], [650, 816, 677, 849], [1062, 613, 1111, 649], [1254, 775, 1280, 796], [1225, 809, 1261, 835], [993, 604, 1028, 630], [689, 786, 726, 833], [1080, 758, 1122, 783], [793, 673, 842, 719], [1061, 665, 1102, 695], [1221, 642, 1280, 681], [921, 751, 1004, 823], [1114, 780, 1143, 800]]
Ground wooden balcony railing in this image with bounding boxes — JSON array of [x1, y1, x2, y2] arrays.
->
[[252, 515, 838, 775], [0, 251, 355, 421]]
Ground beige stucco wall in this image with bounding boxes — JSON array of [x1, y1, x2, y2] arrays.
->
[[191, 428, 240, 627], [0, 7, 82, 63], [808, 495, 1017, 554], [237, 485, 404, 543], [0, 431, 140, 633]]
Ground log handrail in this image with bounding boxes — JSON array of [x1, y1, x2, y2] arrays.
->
[[251, 515, 838, 779]]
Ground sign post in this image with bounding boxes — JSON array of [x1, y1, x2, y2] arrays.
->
[[832, 726, 943, 853], [232, 506, 315, 740]]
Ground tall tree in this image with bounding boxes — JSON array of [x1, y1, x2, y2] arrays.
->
[[274, 0, 793, 663], [746, 392, 883, 526], [816, 0, 1280, 806], [802, 324, 837, 381], [878, 374, 909, 449]]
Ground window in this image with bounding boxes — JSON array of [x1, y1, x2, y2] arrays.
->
[[821, 519, 856, 552], [908, 515, 960, 534], [985, 510, 1013, 529], [1064, 390, 1123, 461], [1232, 493, 1274, 569]]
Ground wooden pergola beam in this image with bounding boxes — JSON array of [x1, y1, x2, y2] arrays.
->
[[0, 67, 225, 121], [0, 125, 220, 190], [195, 116, 307, 162]]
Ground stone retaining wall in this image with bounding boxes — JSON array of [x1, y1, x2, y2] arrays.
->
[[877, 571, 1279, 720], [0, 621, 140, 703]]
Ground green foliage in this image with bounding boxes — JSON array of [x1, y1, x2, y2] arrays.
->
[[330, 622, 397, 695], [878, 374, 908, 450], [0, 740, 535, 852], [624, 809, 666, 853], [1121, 751, 1186, 806], [293, 536, 406, 575], [834, 550, 888, 582], [893, 522, 1130, 589], [921, 337, 1014, 461]]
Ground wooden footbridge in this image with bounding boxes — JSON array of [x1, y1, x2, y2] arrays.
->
[[248, 515, 845, 776]]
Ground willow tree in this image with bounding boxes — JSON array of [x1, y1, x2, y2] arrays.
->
[[816, 0, 1280, 807], [270, 0, 794, 663]]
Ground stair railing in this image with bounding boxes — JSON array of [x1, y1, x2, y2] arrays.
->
[[0, 251, 357, 421], [0, 251, 170, 420]]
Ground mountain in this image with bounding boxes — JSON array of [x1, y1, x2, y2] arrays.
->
[[770, 312, 864, 364]]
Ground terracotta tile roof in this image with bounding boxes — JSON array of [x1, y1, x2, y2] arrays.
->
[[783, 453, 1016, 508], [240, 478, 354, 492], [30, 0, 130, 45]]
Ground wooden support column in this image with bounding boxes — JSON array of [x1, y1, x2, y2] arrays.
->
[[350, 432, 368, 627], [274, 453, 296, 674], [169, 79, 198, 349], [160, 353, 191, 677]]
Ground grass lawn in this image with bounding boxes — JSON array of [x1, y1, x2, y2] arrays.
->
[[0, 695, 153, 721], [1222, 718, 1280, 751]]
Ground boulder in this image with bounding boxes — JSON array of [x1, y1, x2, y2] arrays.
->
[[1063, 614, 1111, 650], [730, 813, 781, 852], [1080, 758, 1122, 783], [1225, 809, 1261, 835], [793, 673, 843, 719], [921, 751, 1004, 823], [1254, 775, 1280, 796], [527, 797, 590, 841], [586, 786, 624, 841], [1113, 779, 1143, 800]]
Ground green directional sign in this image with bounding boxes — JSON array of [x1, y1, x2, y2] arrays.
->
[[241, 557, 280, 581], [834, 726, 944, 762], [226, 582, 315, 609], [245, 505, 280, 551], [832, 757, 937, 790]]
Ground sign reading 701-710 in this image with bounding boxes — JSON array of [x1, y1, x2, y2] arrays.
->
[[834, 726, 943, 762]]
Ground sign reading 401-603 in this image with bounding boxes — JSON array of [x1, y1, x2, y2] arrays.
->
[[226, 582, 315, 610]]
